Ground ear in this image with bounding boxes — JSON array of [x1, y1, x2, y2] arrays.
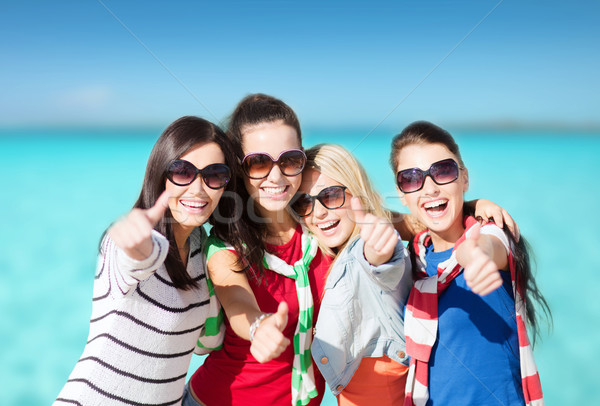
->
[[462, 168, 469, 193], [396, 185, 408, 206]]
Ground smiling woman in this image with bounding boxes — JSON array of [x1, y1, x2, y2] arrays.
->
[[184, 94, 333, 406], [53, 116, 238, 406], [392, 121, 550, 406]]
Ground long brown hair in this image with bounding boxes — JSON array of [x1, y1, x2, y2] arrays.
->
[[131, 116, 240, 290]]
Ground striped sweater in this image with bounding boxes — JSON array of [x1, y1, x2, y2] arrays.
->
[[55, 227, 219, 406]]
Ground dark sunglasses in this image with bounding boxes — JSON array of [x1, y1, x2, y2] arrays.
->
[[166, 159, 231, 189], [396, 158, 460, 193], [241, 149, 306, 179], [291, 185, 348, 217]]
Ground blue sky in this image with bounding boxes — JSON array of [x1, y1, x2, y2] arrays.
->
[[2, 0, 599, 130]]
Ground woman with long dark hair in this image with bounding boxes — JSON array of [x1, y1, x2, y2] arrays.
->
[[55, 116, 238, 406], [391, 121, 551, 406], [184, 94, 333, 406]]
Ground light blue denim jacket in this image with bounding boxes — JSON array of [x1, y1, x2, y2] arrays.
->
[[311, 233, 412, 395]]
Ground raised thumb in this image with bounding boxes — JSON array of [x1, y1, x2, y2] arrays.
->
[[350, 197, 365, 224], [146, 191, 170, 226], [468, 222, 481, 241], [274, 301, 289, 332]]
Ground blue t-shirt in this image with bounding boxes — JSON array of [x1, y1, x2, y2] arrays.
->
[[424, 245, 525, 406]]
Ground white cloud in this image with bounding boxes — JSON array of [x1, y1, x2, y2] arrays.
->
[[56, 85, 113, 110]]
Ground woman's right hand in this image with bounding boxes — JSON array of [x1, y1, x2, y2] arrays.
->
[[250, 302, 291, 363], [351, 197, 398, 267], [108, 191, 170, 260]]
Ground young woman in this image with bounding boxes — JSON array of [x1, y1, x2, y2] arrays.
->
[[294, 144, 412, 406], [391, 121, 550, 406], [184, 94, 332, 406], [54, 116, 237, 406], [293, 144, 516, 406]]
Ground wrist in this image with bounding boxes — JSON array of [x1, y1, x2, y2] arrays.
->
[[249, 313, 272, 341]]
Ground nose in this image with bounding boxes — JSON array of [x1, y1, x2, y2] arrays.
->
[[266, 163, 285, 183], [312, 199, 328, 218], [421, 174, 439, 195], [188, 175, 207, 195]]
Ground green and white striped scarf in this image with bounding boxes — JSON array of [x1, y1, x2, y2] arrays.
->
[[194, 228, 226, 354], [262, 227, 319, 406]]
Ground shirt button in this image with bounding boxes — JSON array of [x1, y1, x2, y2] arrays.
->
[[398, 351, 406, 358], [336, 385, 343, 391], [320, 357, 328, 364]]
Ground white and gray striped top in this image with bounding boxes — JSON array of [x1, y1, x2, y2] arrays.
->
[[55, 227, 211, 406]]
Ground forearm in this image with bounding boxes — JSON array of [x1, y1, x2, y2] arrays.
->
[[215, 284, 264, 340]]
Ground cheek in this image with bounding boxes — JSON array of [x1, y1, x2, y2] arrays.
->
[[303, 213, 318, 232], [208, 189, 225, 205]]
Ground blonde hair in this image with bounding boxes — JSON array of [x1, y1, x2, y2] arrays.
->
[[304, 143, 389, 258]]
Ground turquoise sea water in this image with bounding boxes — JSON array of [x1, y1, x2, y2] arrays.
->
[[1, 128, 599, 405]]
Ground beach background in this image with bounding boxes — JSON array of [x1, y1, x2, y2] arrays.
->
[[1, 1, 599, 405]]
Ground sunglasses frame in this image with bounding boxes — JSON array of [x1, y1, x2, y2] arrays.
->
[[166, 159, 231, 190], [241, 148, 306, 179], [291, 185, 348, 217], [396, 158, 460, 194]]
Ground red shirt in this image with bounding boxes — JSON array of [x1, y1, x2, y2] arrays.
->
[[190, 226, 332, 406]]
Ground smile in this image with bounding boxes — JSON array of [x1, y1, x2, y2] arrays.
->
[[422, 199, 448, 217], [261, 186, 288, 195], [317, 220, 339, 231], [180, 200, 208, 210]]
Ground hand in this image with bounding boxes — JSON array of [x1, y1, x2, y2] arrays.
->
[[351, 197, 398, 266], [250, 302, 291, 363], [108, 191, 170, 260], [458, 224, 503, 296], [473, 198, 520, 241]]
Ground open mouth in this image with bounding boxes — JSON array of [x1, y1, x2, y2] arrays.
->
[[423, 199, 448, 216], [317, 220, 339, 231]]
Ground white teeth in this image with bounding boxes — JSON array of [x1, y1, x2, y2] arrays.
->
[[181, 201, 207, 208], [263, 186, 286, 195], [424, 200, 446, 209], [317, 220, 337, 230]]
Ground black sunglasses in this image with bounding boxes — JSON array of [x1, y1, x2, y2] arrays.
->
[[396, 158, 460, 193], [241, 149, 306, 179], [166, 159, 231, 189], [291, 185, 348, 217]]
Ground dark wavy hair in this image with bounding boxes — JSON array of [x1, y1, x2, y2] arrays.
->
[[394, 120, 552, 343], [126, 116, 240, 290], [210, 93, 303, 275]]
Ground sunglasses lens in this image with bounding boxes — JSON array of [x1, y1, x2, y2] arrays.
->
[[319, 186, 346, 209], [243, 154, 272, 179], [430, 159, 459, 185], [397, 169, 424, 193], [168, 160, 196, 185], [202, 164, 231, 189], [278, 150, 306, 176], [291, 193, 314, 217]]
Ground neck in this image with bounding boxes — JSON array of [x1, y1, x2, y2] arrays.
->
[[262, 210, 298, 245], [429, 216, 465, 252], [172, 223, 194, 265]]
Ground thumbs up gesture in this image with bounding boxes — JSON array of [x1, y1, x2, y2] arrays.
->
[[250, 302, 291, 363], [457, 224, 503, 296], [108, 191, 170, 260], [351, 197, 398, 267]]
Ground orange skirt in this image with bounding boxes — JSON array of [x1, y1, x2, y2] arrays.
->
[[337, 355, 408, 406]]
